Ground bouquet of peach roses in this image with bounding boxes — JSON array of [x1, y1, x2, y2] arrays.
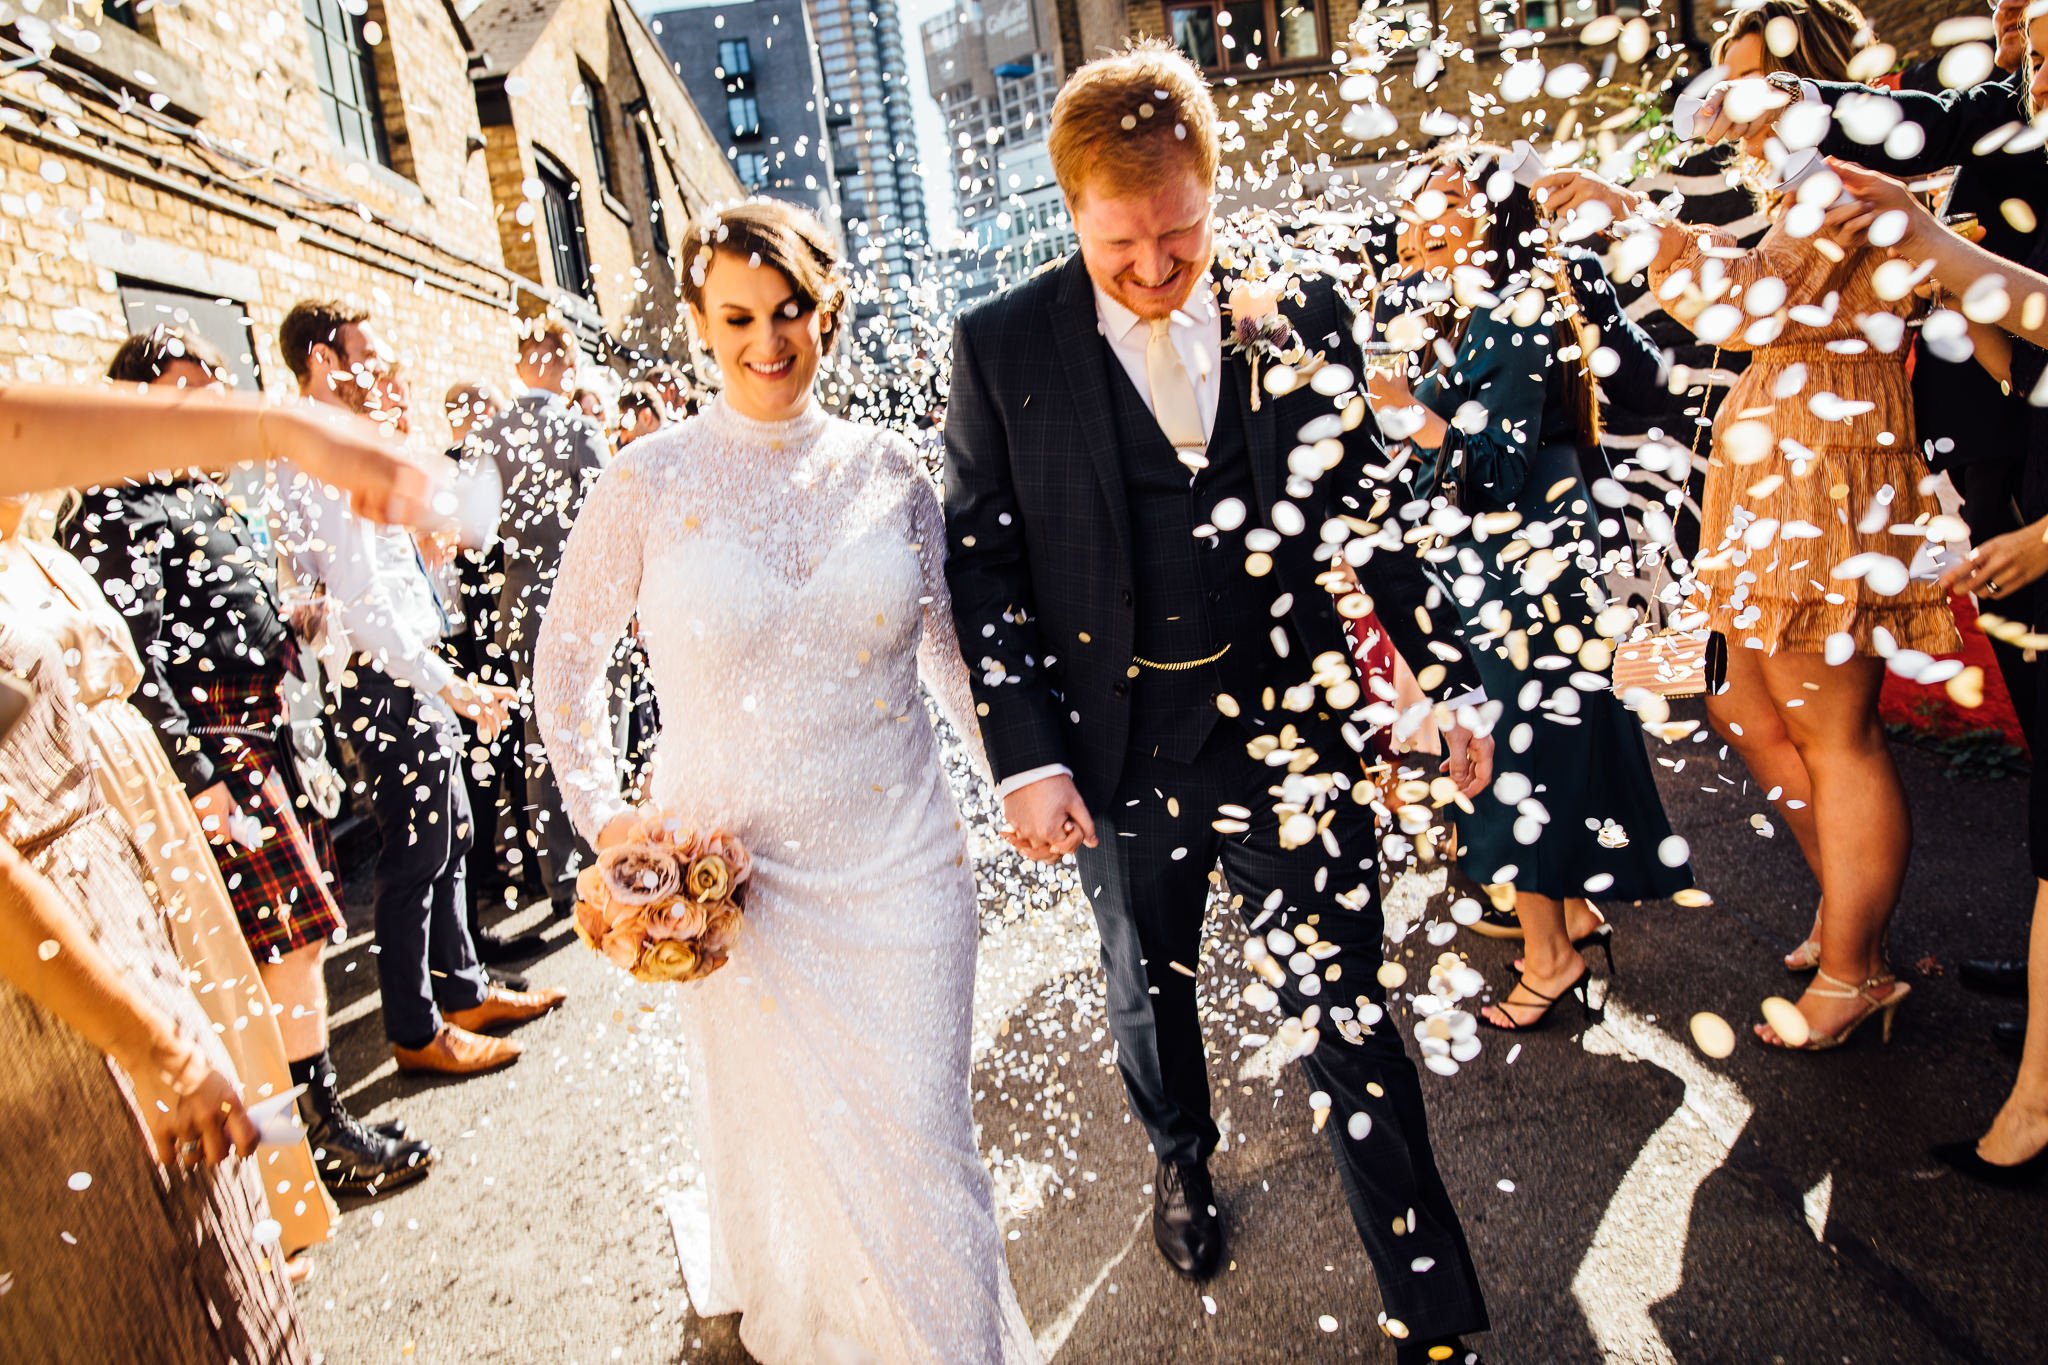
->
[[572, 815, 749, 984]]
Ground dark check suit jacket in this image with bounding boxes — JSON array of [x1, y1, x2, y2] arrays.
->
[[470, 391, 607, 660], [942, 253, 1477, 810]]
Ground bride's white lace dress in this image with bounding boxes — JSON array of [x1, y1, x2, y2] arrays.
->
[[533, 396, 1037, 1365]]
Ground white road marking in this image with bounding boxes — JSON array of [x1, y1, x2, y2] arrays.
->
[[1571, 1002, 1755, 1365], [1035, 1209, 1149, 1362]]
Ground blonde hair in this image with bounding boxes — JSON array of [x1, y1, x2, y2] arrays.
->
[[1048, 39, 1219, 204], [1713, 0, 1871, 82]]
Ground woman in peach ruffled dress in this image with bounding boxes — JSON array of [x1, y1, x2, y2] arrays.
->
[[1536, 2, 1959, 1051]]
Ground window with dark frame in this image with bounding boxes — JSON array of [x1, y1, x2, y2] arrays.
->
[[733, 152, 771, 189], [627, 102, 670, 259], [727, 94, 762, 140], [301, 0, 392, 165], [533, 147, 595, 303], [101, 1, 142, 31], [718, 39, 753, 84], [1166, 0, 1325, 73], [581, 69, 619, 197]]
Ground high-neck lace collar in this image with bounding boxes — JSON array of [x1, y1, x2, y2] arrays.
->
[[703, 394, 829, 446]]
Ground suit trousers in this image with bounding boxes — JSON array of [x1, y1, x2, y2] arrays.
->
[[338, 668, 491, 1047], [492, 604, 597, 909], [1073, 716, 1489, 1341]]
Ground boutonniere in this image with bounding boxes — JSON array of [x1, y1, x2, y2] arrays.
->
[[1225, 278, 1322, 410]]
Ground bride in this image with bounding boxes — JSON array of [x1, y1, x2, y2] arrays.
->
[[533, 200, 1037, 1363]]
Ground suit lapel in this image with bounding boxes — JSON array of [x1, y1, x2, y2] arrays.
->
[[1047, 255, 1132, 561], [1210, 265, 1281, 517]]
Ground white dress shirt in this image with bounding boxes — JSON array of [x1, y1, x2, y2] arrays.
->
[[272, 459, 457, 701], [998, 281, 1227, 800], [1093, 279, 1224, 443]]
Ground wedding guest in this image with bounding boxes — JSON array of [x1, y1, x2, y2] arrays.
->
[[3, 486, 339, 1270], [570, 383, 609, 428], [1369, 162, 1693, 1029], [1821, 155, 2048, 1181], [68, 328, 432, 1193], [1534, 1, 1956, 1050], [1694, 0, 2046, 1002], [1, 579, 304, 1361], [641, 361, 692, 417], [470, 318, 611, 918], [616, 381, 666, 448], [273, 300, 563, 1078], [440, 381, 543, 963]]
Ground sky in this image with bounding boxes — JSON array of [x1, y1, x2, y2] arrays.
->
[[635, 0, 961, 240]]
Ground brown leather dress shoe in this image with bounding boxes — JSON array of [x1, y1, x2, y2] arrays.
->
[[442, 983, 568, 1034], [392, 1024, 522, 1075]]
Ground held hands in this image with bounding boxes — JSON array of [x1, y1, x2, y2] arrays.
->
[[1443, 723, 1494, 800], [444, 676, 517, 743], [1941, 519, 2048, 602], [1000, 773, 1098, 864]]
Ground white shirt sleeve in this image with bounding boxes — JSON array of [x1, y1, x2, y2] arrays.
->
[[276, 464, 456, 699], [996, 763, 1076, 799]]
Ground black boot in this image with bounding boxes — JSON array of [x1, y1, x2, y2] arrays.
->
[[1961, 958, 2028, 997], [1152, 1158, 1223, 1279], [291, 1049, 435, 1196], [471, 919, 549, 965]]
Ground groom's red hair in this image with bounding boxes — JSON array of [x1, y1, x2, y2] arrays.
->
[[1048, 39, 1218, 206]]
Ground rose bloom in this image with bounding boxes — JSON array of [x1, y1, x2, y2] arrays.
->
[[652, 898, 710, 941], [686, 854, 732, 904], [699, 904, 744, 958], [573, 897, 611, 951], [599, 841, 684, 906], [600, 912, 655, 972], [700, 829, 752, 890], [637, 939, 700, 983], [576, 865, 608, 907]]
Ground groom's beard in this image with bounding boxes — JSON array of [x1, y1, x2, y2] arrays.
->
[[1101, 248, 1213, 322]]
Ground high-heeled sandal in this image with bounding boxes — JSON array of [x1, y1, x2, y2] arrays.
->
[[1515, 910, 1614, 978], [1479, 964, 1599, 1033], [1754, 970, 1911, 1051], [1783, 904, 1824, 972]]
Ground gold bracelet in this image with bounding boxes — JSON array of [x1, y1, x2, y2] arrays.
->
[[1132, 644, 1232, 672]]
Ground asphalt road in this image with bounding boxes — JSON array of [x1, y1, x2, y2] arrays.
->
[[305, 701, 2046, 1364]]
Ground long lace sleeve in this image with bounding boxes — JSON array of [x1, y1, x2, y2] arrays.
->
[[533, 447, 648, 842], [902, 438, 993, 787]]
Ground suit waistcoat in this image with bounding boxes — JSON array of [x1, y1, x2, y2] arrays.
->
[[1104, 338, 1301, 763]]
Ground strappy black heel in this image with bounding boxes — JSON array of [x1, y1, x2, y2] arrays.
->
[[1479, 964, 1599, 1032], [1515, 921, 1614, 979]]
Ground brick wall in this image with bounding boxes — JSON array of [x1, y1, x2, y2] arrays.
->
[[0, 0, 736, 446], [1107, 0, 1991, 186]]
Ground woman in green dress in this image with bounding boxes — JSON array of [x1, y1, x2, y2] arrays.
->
[[1370, 159, 1694, 1030]]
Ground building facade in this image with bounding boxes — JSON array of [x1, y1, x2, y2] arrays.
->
[[0, 0, 738, 440], [1051, 0, 1976, 207], [921, 0, 1068, 295], [814, 0, 930, 338], [652, 0, 842, 219]]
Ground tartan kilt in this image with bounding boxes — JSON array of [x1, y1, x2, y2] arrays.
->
[[185, 674, 347, 961]]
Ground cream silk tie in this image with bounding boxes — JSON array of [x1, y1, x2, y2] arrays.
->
[[1144, 317, 1208, 467]]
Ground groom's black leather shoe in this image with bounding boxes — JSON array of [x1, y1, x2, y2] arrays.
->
[[1152, 1158, 1222, 1279]]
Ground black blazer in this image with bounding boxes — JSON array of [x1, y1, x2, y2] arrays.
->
[[942, 253, 1476, 808], [1815, 73, 2042, 471]]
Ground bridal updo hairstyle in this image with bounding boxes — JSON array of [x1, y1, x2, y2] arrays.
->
[[680, 198, 847, 354]]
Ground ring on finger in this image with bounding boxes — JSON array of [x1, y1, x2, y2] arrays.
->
[[1987, 578, 2002, 594]]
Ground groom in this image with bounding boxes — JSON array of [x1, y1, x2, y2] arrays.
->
[[942, 41, 1491, 1361]]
